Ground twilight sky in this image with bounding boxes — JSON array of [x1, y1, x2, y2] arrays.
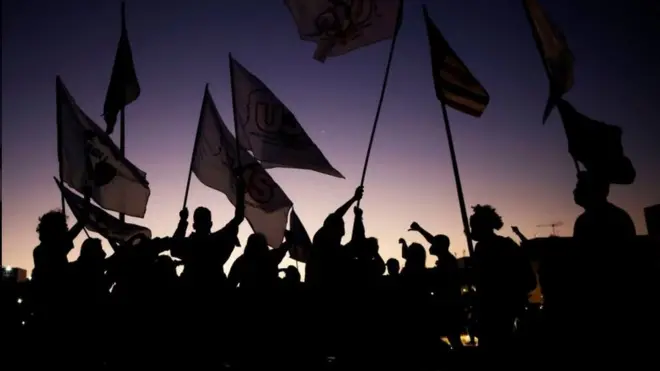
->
[[2, 0, 659, 273]]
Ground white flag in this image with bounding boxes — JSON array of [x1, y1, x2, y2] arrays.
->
[[285, 0, 403, 62], [229, 56, 343, 178], [192, 85, 292, 247], [57, 76, 150, 218], [55, 177, 151, 242], [288, 208, 312, 263]]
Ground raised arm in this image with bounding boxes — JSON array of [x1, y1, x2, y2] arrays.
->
[[271, 231, 295, 265], [409, 222, 434, 244], [235, 168, 246, 222], [351, 207, 366, 242], [399, 238, 408, 260], [333, 186, 363, 219], [173, 208, 189, 239], [511, 226, 528, 243]]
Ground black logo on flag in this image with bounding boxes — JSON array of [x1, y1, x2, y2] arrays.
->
[[213, 146, 276, 208], [246, 89, 302, 142], [84, 131, 117, 187], [306, 0, 380, 45]]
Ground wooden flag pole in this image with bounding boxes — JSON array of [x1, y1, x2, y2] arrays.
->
[[439, 99, 475, 256], [357, 16, 402, 207]]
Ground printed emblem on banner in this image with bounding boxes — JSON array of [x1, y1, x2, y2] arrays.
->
[[244, 164, 275, 205], [245, 89, 302, 142], [305, 0, 381, 45], [83, 131, 117, 187]]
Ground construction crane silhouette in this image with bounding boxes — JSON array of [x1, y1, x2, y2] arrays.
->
[[536, 221, 563, 236]]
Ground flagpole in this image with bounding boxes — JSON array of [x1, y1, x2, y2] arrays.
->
[[56, 77, 67, 215], [522, 0, 579, 174], [228, 54, 243, 171], [119, 108, 126, 222], [182, 85, 207, 209], [357, 20, 402, 207], [439, 99, 475, 256]]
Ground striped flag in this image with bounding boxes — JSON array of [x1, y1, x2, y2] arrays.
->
[[422, 6, 489, 117]]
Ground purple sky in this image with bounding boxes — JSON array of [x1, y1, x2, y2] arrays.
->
[[2, 0, 659, 273]]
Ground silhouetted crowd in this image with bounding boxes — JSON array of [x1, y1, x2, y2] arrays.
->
[[2, 171, 658, 369]]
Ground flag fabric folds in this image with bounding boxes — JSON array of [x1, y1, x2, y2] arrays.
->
[[191, 85, 293, 247], [55, 178, 152, 242], [422, 6, 489, 117], [229, 56, 343, 178], [288, 208, 312, 263], [103, 2, 141, 135], [522, 0, 574, 123], [557, 100, 635, 185], [57, 76, 150, 218], [285, 0, 403, 62]]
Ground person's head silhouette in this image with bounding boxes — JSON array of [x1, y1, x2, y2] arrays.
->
[[36, 209, 68, 244], [406, 243, 427, 266], [469, 204, 503, 242], [193, 207, 212, 235], [574, 171, 609, 210], [323, 213, 345, 241], [386, 258, 400, 276], [245, 233, 268, 257], [429, 235, 450, 256], [79, 238, 106, 263]]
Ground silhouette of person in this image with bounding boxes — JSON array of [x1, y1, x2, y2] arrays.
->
[[171, 173, 246, 289], [305, 186, 363, 288], [386, 258, 400, 276], [469, 204, 536, 352], [569, 171, 638, 354]]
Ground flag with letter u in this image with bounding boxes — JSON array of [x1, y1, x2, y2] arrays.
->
[[557, 100, 635, 185], [57, 76, 150, 218], [55, 177, 152, 242], [285, 0, 403, 62], [229, 56, 343, 178], [423, 6, 489, 117], [103, 2, 141, 135], [191, 85, 292, 247]]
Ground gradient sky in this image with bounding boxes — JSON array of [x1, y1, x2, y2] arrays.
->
[[2, 0, 659, 274]]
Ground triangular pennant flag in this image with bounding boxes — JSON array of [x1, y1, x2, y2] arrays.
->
[[288, 208, 312, 263], [229, 55, 343, 178], [103, 2, 141, 134], [191, 85, 292, 247]]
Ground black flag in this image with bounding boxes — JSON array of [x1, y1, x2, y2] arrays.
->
[[557, 100, 635, 185], [103, 2, 140, 135]]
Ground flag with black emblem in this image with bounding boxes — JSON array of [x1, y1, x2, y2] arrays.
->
[[57, 76, 150, 217], [285, 0, 403, 62]]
